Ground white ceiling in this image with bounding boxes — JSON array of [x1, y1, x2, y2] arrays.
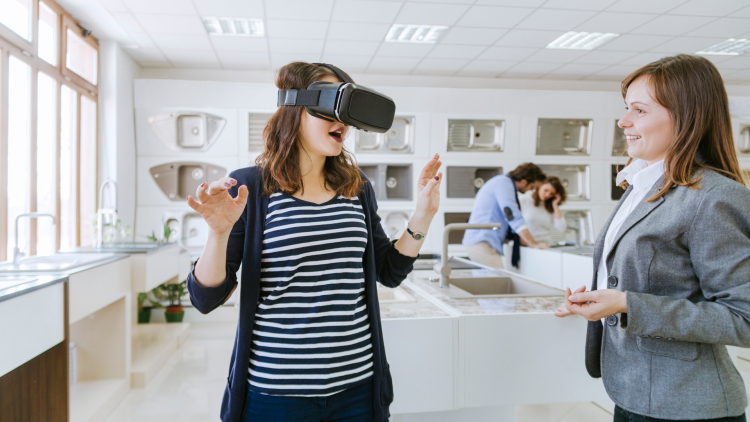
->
[[76, 0, 750, 83]]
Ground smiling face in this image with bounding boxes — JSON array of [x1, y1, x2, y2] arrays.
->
[[537, 183, 557, 201], [297, 75, 350, 159], [618, 76, 675, 165]]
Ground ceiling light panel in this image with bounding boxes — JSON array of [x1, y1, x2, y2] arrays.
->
[[202, 17, 264, 37], [697, 38, 750, 55], [385, 24, 447, 43], [546, 31, 619, 50]]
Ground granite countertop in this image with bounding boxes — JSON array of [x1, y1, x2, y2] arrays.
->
[[0, 274, 68, 303], [407, 269, 565, 316], [379, 283, 451, 319]]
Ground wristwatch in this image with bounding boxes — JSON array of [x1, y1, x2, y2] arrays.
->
[[406, 225, 425, 241]]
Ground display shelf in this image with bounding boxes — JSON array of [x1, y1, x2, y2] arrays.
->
[[131, 323, 190, 388]]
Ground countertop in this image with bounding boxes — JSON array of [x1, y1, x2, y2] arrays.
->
[[0, 274, 68, 303], [58, 242, 179, 255], [407, 269, 565, 316], [379, 283, 452, 319]]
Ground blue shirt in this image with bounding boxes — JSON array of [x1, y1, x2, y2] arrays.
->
[[462, 175, 528, 254]]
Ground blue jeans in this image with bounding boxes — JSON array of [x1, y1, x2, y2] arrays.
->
[[614, 406, 747, 422], [241, 381, 373, 422]]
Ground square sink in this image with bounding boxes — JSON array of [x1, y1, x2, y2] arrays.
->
[[0, 253, 117, 273], [377, 286, 417, 304]]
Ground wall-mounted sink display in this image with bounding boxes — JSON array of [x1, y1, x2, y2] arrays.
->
[[447, 119, 504, 152], [0, 253, 117, 273], [538, 164, 590, 201], [536, 118, 592, 156], [612, 119, 626, 156], [446, 166, 503, 198], [355, 116, 415, 154], [150, 162, 227, 201], [377, 210, 412, 240], [147, 111, 226, 152], [248, 113, 273, 152], [444, 213, 471, 244], [739, 125, 750, 154], [359, 164, 412, 201], [164, 211, 208, 250]]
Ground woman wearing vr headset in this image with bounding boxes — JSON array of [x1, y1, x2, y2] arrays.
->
[[185, 62, 442, 422], [556, 54, 750, 422]]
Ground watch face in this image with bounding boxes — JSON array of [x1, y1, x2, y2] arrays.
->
[[413, 233, 424, 241]]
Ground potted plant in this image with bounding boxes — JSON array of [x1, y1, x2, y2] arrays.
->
[[137, 291, 162, 324], [154, 280, 187, 323]]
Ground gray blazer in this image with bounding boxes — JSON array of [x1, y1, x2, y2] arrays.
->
[[585, 169, 750, 420]]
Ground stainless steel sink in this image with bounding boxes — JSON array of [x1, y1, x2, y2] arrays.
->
[[0, 253, 117, 273], [377, 285, 417, 304], [418, 270, 563, 298]]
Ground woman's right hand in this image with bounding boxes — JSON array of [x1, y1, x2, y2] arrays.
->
[[186, 177, 249, 235]]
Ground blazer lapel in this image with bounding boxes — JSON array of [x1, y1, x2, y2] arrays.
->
[[591, 186, 633, 287], [605, 177, 666, 264]]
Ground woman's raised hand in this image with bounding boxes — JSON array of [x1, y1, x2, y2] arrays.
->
[[186, 177, 249, 235], [413, 153, 442, 224]]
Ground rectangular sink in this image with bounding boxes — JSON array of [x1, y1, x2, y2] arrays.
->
[[0, 253, 117, 273], [377, 286, 417, 304], [419, 270, 563, 298]]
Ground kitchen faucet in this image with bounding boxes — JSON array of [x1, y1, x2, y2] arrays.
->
[[97, 179, 118, 246], [13, 213, 56, 265], [434, 223, 502, 289]]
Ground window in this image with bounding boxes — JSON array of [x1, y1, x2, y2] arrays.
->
[[0, 0, 32, 41], [38, 2, 57, 65], [0, 0, 98, 261]]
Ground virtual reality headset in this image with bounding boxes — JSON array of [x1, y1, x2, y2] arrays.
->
[[276, 63, 396, 133]]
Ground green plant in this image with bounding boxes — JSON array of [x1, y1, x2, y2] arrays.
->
[[137, 291, 163, 312], [145, 223, 173, 244], [153, 280, 187, 308], [91, 215, 132, 243]]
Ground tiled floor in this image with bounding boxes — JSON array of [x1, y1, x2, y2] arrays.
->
[[104, 322, 614, 422]]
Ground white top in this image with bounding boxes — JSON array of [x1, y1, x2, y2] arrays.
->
[[597, 159, 665, 293], [518, 192, 567, 244]]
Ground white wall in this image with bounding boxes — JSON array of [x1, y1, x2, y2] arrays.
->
[[99, 41, 140, 241]]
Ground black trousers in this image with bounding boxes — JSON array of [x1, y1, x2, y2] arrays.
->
[[615, 406, 747, 422]]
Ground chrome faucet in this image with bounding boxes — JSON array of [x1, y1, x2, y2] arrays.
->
[[434, 223, 502, 289], [97, 179, 118, 246], [13, 213, 57, 265]]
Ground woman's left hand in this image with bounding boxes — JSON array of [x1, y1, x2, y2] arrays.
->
[[411, 154, 442, 231], [565, 286, 628, 321]]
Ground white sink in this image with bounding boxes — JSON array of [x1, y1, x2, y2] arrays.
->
[[0, 253, 117, 273], [377, 286, 417, 304]]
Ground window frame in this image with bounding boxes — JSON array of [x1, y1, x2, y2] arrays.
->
[[0, 0, 99, 261]]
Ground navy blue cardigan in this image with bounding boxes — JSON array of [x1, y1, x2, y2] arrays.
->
[[187, 166, 417, 422]]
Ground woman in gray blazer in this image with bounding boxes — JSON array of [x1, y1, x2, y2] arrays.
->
[[555, 54, 750, 422]]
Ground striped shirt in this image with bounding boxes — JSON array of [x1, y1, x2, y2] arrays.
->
[[247, 192, 374, 396]]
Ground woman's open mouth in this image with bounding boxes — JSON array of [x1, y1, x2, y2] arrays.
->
[[329, 129, 344, 143]]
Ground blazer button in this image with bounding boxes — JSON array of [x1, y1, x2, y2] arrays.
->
[[667, 338, 674, 341], [606, 315, 618, 326], [641, 335, 650, 338], [607, 276, 618, 288], [654, 336, 662, 339]]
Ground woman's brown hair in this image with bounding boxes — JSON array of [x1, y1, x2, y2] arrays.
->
[[619, 54, 744, 201], [532, 176, 567, 214], [255, 62, 363, 197]]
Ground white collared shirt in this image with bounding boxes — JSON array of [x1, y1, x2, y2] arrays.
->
[[597, 159, 665, 292]]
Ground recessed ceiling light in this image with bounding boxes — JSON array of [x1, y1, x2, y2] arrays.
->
[[202, 17, 264, 37], [385, 24, 447, 43], [546, 32, 619, 50], [697, 38, 750, 55]]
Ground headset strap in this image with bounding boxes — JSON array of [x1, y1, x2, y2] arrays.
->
[[313, 63, 354, 84], [277, 89, 320, 107]]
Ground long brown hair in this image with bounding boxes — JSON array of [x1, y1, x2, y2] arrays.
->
[[255, 62, 363, 197], [532, 176, 567, 213], [620, 54, 744, 201]]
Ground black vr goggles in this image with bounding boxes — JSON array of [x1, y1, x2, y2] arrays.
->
[[276, 63, 396, 133]]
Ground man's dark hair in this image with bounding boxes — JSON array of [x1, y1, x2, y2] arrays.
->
[[508, 163, 545, 184]]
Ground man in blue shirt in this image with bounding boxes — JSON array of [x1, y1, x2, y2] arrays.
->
[[463, 163, 549, 268]]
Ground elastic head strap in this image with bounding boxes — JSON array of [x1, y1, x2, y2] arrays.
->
[[276, 89, 321, 107], [313, 63, 354, 84]]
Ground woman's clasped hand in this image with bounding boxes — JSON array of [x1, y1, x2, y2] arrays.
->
[[554, 285, 628, 321]]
